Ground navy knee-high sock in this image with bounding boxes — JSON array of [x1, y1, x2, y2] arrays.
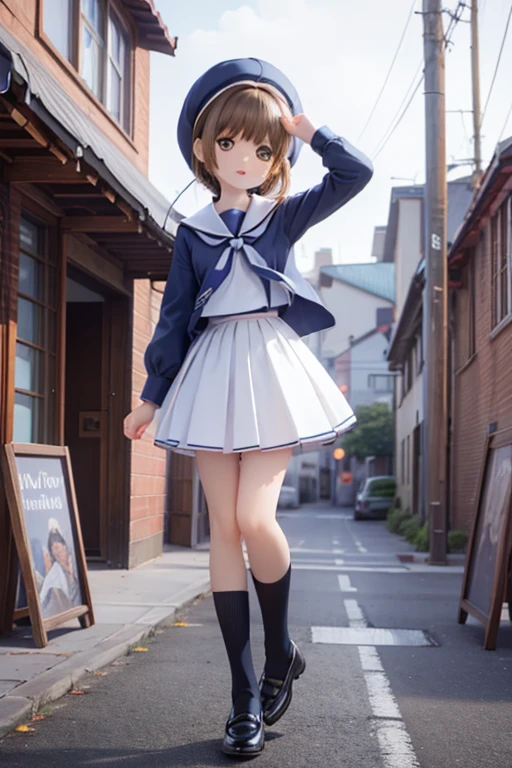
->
[[251, 564, 292, 680], [212, 590, 261, 716]]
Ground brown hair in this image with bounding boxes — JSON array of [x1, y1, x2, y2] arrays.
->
[[192, 84, 291, 201]]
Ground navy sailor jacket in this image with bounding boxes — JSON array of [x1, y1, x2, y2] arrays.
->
[[141, 126, 373, 407]]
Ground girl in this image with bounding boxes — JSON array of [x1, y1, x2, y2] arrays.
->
[[124, 58, 373, 758]]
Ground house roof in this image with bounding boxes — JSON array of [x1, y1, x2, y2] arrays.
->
[[122, 1, 177, 56], [449, 138, 512, 263], [320, 263, 395, 303]]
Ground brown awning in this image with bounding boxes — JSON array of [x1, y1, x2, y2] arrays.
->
[[0, 25, 183, 280]]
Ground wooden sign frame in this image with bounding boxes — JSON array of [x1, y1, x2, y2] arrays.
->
[[458, 427, 512, 650], [1, 443, 94, 648]]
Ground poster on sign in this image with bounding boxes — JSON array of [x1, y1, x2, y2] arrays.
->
[[1, 443, 94, 648]]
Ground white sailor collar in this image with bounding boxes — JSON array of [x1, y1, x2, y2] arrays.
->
[[181, 194, 279, 238]]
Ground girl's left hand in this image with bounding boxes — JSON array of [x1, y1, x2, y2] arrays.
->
[[280, 111, 317, 145]]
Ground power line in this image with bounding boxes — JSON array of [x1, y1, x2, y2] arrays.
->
[[372, 67, 424, 160], [443, 0, 468, 48], [368, 0, 466, 161], [498, 100, 512, 143], [357, 0, 417, 143], [480, 3, 512, 128]]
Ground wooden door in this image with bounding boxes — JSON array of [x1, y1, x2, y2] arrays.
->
[[64, 301, 104, 557]]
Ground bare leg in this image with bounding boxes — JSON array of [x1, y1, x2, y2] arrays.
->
[[195, 450, 260, 717], [236, 448, 292, 583], [237, 448, 296, 682], [196, 450, 246, 591]]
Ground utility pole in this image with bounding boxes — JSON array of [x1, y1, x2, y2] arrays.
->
[[471, 0, 482, 184], [422, 0, 448, 565]]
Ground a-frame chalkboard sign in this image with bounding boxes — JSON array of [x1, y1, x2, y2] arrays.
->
[[1, 443, 94, 648], [458, 427, 512, 650]]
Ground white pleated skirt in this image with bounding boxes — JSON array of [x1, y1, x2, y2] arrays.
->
[[152, 311, 356, 456]]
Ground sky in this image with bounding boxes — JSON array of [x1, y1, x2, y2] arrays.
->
[[147, 0, 512, 272]]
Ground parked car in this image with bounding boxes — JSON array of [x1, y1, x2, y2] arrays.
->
[[278, 485, 300, 509], [354, 476, 396, 520]]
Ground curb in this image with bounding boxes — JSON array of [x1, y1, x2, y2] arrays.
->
[[0, 579, 211, 740], [396, 553, 466, 565]]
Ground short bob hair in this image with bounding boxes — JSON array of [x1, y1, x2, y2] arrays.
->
[[47, 528, 67, 562], [192, 84, 291, 201]]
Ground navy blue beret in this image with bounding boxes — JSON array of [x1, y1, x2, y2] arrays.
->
[[177, 58, 304, 170]]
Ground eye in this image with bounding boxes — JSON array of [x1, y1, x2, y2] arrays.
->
[[256, 145, 273, 162], [217, 137, 234, 151]]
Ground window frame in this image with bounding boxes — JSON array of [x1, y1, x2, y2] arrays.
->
[[14, 209, 60, 445], [491, 196, 512, 331], [467, 247, 476, 359], [368, 373, 394, 393], [37, 0, 134, 138]]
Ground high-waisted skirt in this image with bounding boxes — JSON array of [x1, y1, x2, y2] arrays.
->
[[152, 311, 356, 456]]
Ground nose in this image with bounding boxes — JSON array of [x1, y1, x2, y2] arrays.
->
[[242, 156, 249, 163]]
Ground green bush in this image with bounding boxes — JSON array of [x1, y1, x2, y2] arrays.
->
[[414, 523, 430, 552], [387, 507, 410, 534], [399, 514, 422, 543], [448, 530, 468, 553]]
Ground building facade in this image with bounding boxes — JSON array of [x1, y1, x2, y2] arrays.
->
[[387, 177, 473, 520], [448, 140, 512, 533], [0, 1, 204, 636]]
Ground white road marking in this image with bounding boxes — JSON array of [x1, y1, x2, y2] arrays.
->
[[344, 599, 367, 627], [312, 626, 432, 646], [289, 547, 344, 555], [354, 539, 369, 553], [333, 539, 340, 545], [335, 558, 345, 565], [293, 564, 407, 573], [335, 567, 421, 767], [295, 539, 306, 547], [338, 575, 357, 592], [332, 548, 345, 554], [358, 645, 384, 672], [358, 646, 421, 768]]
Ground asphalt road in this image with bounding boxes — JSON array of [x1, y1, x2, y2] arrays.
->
[[1, 503, 511, 766]]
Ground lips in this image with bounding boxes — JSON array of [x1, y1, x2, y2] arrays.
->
[[236, 170, 246, 175]]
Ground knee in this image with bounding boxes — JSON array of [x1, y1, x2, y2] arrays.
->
[[236, 508, 267, 542], [209, 512, 242, 546]]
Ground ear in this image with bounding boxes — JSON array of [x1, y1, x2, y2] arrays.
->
[[193, 138, 205, 163]]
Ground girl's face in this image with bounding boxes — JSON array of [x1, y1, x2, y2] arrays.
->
[[200, 133, 274, 192], [51, 541, 69, 567]]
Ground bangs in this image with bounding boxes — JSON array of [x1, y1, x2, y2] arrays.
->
[[215, 88, 289, 151]]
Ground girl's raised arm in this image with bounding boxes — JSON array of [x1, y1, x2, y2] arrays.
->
[[281, 121, 373, 245]]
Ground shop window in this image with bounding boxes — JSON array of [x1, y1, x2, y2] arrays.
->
[[491, 197, 511, 329], [41, 0, 132, 133], [13, 216, 58, 444]]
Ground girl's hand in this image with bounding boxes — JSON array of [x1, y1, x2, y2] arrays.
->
[[124, 401, 158, 441], [280, 110, 317, 145]]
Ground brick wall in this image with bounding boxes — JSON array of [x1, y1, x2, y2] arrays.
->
[[0, 0, 150, 173], [451, 226, 512, 532], [129, 279, 167, 567]]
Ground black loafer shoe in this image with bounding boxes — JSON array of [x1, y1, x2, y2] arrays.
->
[[222, 708, 265, 757], [260, 640, 306, 726]]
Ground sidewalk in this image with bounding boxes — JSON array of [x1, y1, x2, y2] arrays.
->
[[0, 545, 211, 738]]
